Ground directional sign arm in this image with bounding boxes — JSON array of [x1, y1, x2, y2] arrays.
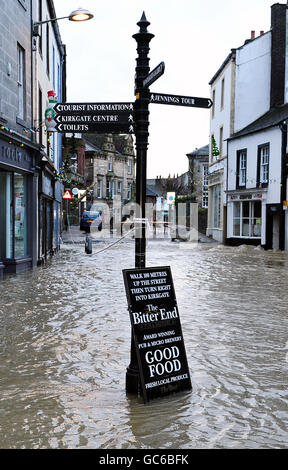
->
[[149, 92, 213, 108]]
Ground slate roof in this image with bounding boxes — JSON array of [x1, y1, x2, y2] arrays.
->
[[186, 144, 209, 157], [228, 103, 288, 141]]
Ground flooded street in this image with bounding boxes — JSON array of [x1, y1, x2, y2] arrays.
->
[[0, 238, 288, 449]]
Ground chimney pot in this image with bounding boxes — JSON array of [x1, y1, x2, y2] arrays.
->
[[260, 30, 264, 35], [251, 30, 255, 39]]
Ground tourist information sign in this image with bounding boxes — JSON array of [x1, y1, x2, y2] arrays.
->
[[142, 62, 165, 88], [149, 92, 213, 108], [53, 102, 135, 134], [123, 266, 192, 403]]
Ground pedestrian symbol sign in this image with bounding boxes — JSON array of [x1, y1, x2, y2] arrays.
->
[[63, 190, 72, 200]]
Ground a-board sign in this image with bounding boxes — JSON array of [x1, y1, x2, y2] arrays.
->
[[123, 266, 192, 403], [150, 92, 213, 109], [53, 102, 135, 134]]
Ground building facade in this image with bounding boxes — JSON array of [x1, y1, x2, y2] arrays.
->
[[207, 50, 236, 243], [84, 133, 136, 227], [0, 0, 65, 279], [226, 3, 288, 250]]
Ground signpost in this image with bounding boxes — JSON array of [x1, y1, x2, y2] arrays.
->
[[53, 102, 134, 134], [123, 266, 192, 403], [150, 92, 213, 108], [53, 11, 212, 404], [142, 61, 165, 88]]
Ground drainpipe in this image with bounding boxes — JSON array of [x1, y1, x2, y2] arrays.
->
[[279, 121, 287, 250]]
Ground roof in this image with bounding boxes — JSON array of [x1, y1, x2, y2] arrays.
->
[[228, 103, 288, 141], [186, 144, 209, 157], [209, 51, 235, 85], [146, 185, 159, 197]]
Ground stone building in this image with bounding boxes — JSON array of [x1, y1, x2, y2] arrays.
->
[[84, 133, 136, 227]]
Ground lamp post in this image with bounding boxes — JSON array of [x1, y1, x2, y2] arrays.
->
[[125, 12, 154, 394], [32, 7, 94, 36]]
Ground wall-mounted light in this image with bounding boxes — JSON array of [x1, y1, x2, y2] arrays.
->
[[33, 7, 94, 36]]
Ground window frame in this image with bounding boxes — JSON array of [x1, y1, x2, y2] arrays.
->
[[236, 149, 247, 188]]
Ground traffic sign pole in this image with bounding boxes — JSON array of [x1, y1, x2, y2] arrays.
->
[[125, 12, 154, 395]]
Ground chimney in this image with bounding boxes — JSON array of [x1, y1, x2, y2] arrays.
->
[[270, 3, 286, 108], [260, 30, 264, 36], [251, 30, 255, 39]]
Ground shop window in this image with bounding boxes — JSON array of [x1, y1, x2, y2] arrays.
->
[[202, 165, 208, 208], [213, 184, 221, 228], [14, 173, 27, 258], [0, 171, 28, 259], [232, 200, 261, 238]]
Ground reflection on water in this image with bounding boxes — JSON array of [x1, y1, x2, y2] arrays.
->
[[0, 240, 288, 448]]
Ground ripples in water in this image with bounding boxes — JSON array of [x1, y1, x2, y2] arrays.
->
[[0, 241, 288, 448]]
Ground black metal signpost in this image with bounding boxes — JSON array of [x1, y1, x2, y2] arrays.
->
[[53, 11, 212, 404], [123, 266, 192, 403]]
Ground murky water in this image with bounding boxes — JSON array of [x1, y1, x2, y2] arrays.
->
[[0, 238, 288, 449]]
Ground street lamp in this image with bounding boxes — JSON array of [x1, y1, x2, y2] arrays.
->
[[33, 7, 94, 36]]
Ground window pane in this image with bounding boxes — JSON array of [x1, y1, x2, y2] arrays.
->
[[14, 173, 27, 258], [254, 201, 261, 218], [233, 202, 240, 218], [243, 201, 249, 217], [242, 219, 250, 237], [233, 218, 240, 236]]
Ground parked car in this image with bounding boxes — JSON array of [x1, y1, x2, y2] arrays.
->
[[80, 210, 102, 232]]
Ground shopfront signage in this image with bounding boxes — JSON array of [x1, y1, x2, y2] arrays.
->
[[54, 102, 134, 134], [142, 62, 165, 88], [150, 92, 213, 108], [123, 266, 192, 403]]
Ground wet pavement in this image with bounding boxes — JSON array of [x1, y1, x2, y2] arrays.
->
[[0, 233, 288, 449]]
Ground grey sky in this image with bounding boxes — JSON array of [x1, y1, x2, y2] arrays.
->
[[53, 0, 275, 177]]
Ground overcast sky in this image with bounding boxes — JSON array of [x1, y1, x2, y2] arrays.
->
[[53, 0, 276, 178]]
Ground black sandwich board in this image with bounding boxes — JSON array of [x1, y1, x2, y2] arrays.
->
[[123, 266, 192, 403], [53, 102, 135, 134]]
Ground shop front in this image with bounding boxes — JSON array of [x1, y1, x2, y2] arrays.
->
[[0, 136, 39, 277], [226, 190, 266, 246]]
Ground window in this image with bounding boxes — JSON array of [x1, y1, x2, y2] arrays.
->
[[212, 89, 215, 118], [38, 87, 43, 145], [38, 0, 42, 53], [237, 149, 247, 188], [106, 180, 114, 199], [213, 184, 221, 228], [97, 180, 102, 199], [108, 156, 113, 172], [219, 126, 223, 157], [17, 44, 25, 120], [258, 144, 269, 186], [117, 181, 122, 194], [127, 182, 132, 200], [128, 158, 132, 174], [233, 201, 261, 238], [46, 23, 50, 75], [202, 165, 208, 208], [221, 78, 225, 109]]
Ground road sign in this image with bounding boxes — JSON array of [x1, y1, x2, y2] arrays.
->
[[150, 92, 213, 108], [54, 102, 135, 134], [142, 62, 165, 88], [63, 190, 72, 200], [123, 266, 192, 403]]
